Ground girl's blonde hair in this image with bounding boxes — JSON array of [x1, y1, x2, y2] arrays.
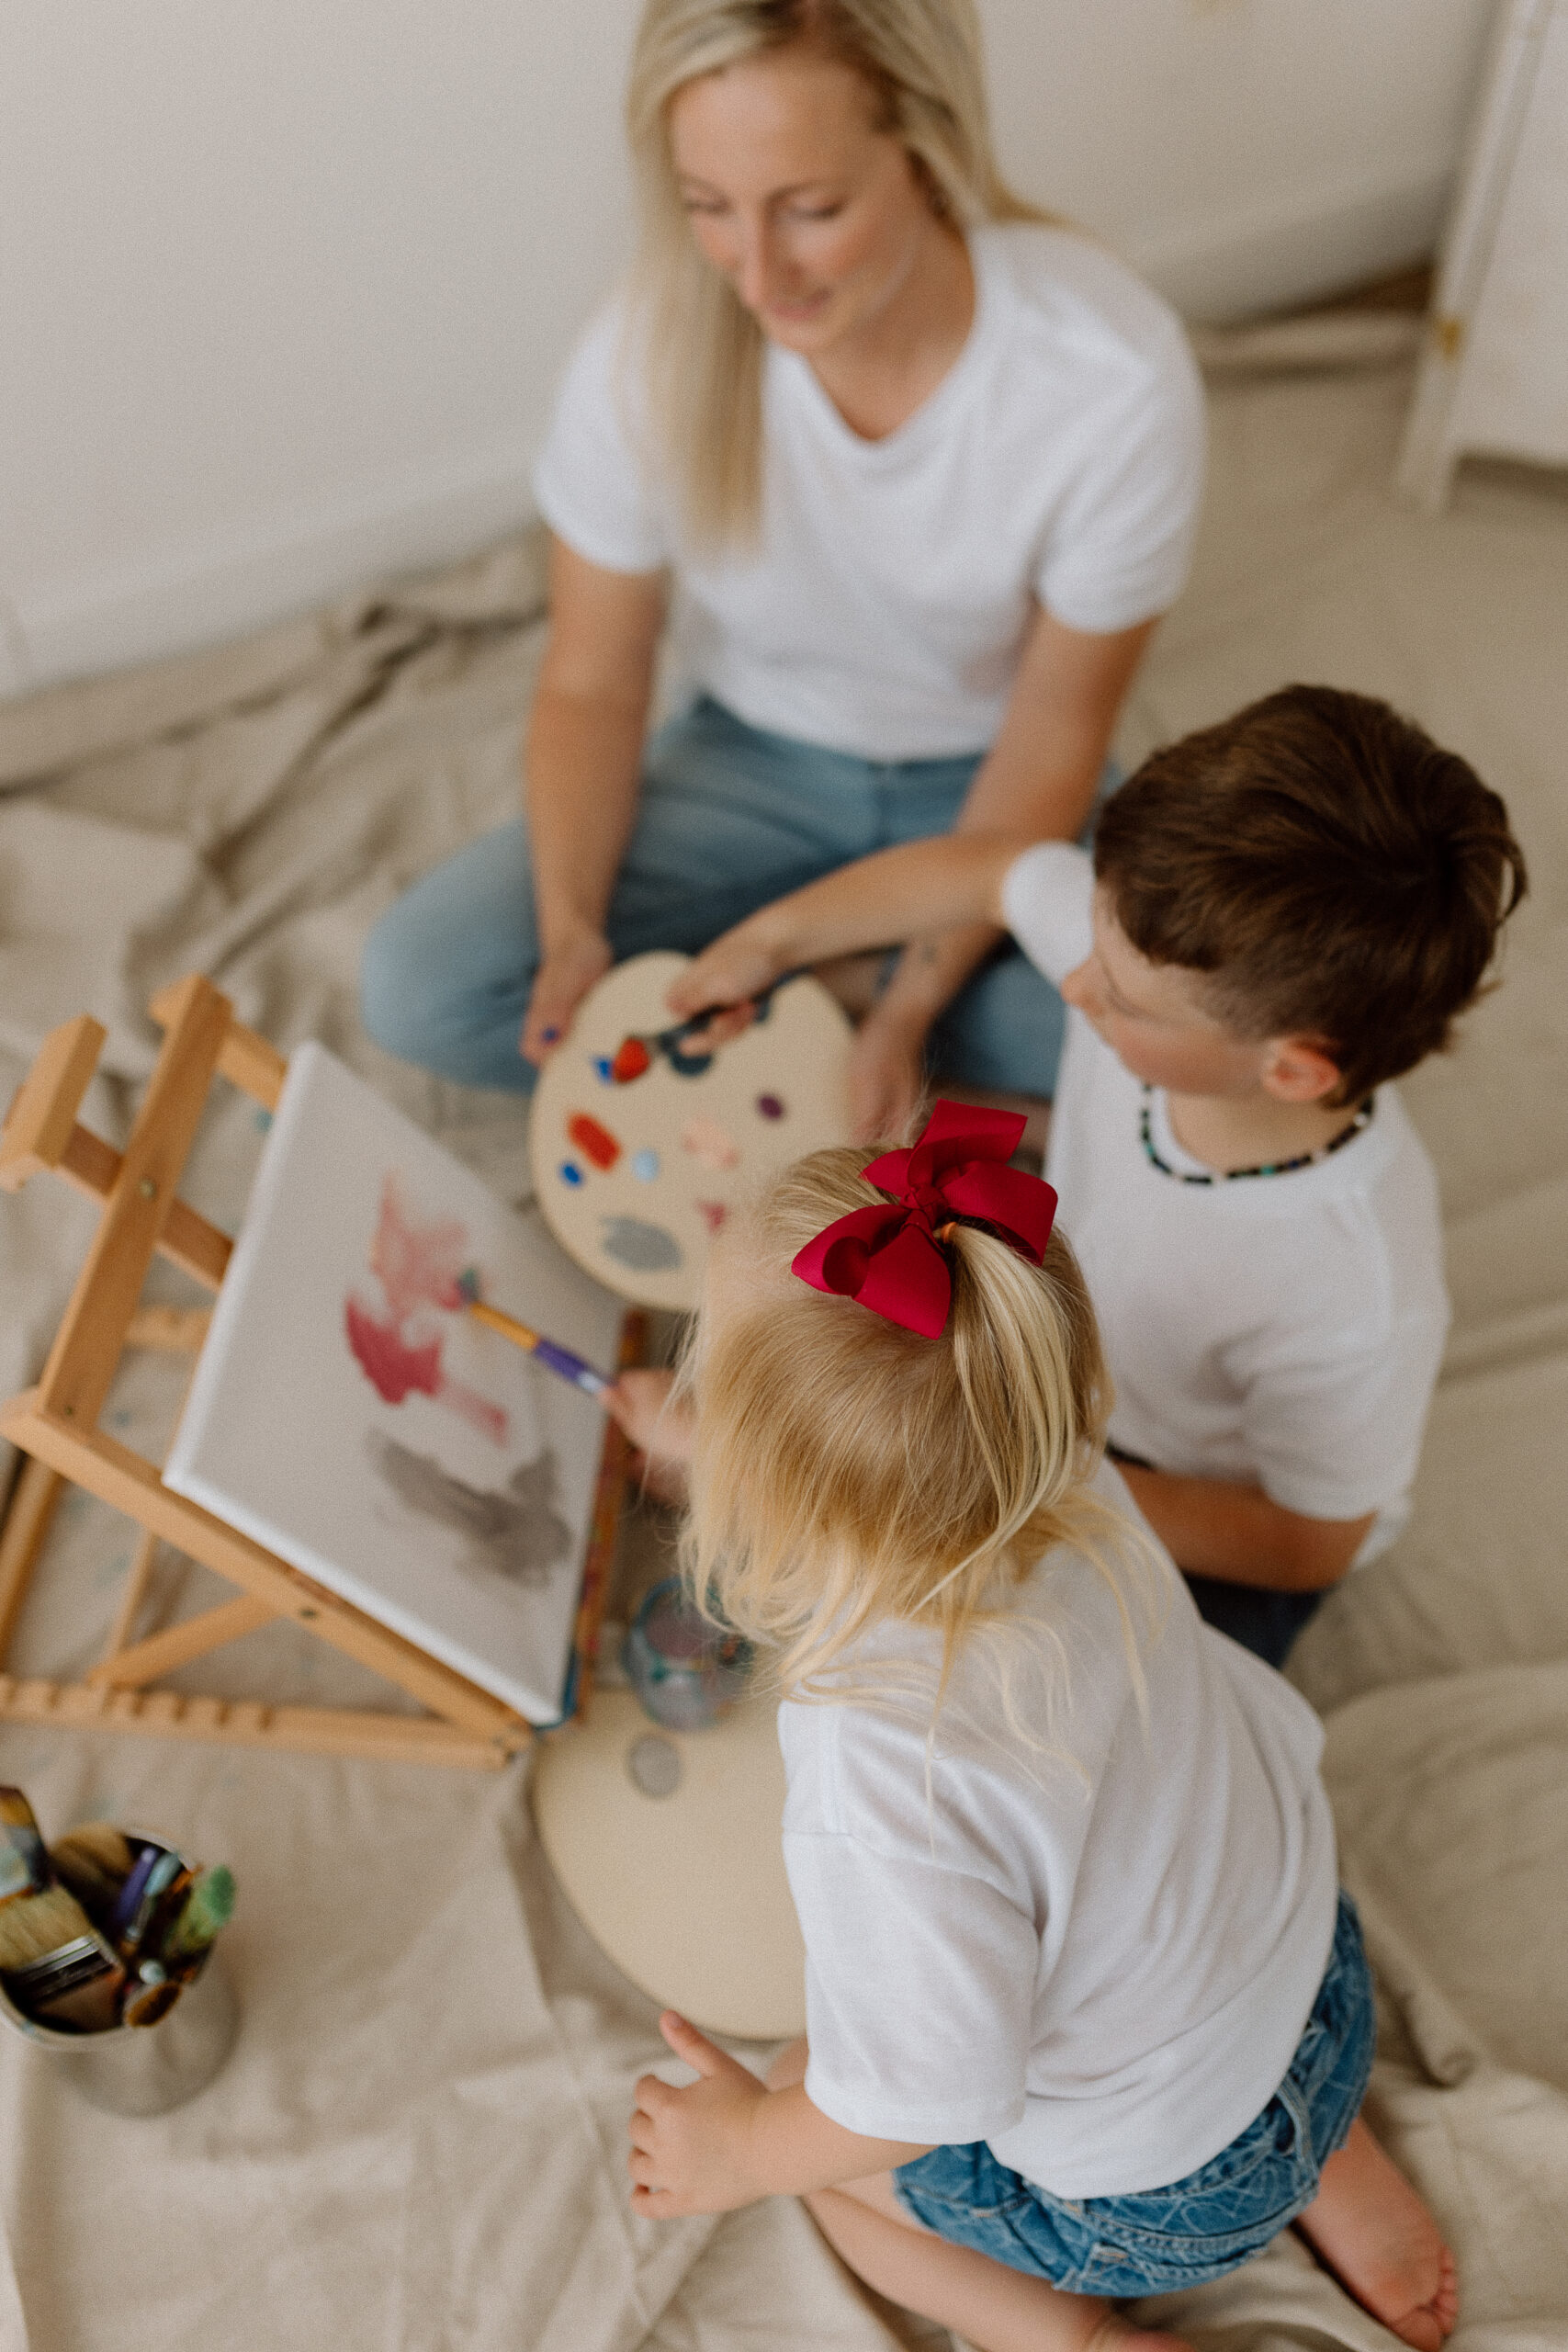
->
[[625, 0, 1053, 548], [682, 1146, 1162, 1716]]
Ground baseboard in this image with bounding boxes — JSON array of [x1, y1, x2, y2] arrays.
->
[[1126, 154, 1453, 322], [5, 444, 539, 700]]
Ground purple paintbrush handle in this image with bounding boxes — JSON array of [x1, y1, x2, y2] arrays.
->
[[531, 1338, 611, 1397]]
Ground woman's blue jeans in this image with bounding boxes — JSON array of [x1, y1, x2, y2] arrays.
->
[[359, 696, 1071, 1098]]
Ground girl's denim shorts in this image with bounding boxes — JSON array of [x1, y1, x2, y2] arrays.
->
[[892, 1890, 1375, 2298]]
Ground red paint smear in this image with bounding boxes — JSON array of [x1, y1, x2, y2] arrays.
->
[[695, 1200, 728, 1235], [611, 1036, 650, 1083], [369, 1173, 468, 1318], [567, 1112, 621, 1170], [344, 1297, 442, 1405]]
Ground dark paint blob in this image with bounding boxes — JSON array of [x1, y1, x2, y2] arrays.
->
[[755, 1093, 785, 1121], [372, 1434, 570, 1585], [600, 1216, 682, 1273]]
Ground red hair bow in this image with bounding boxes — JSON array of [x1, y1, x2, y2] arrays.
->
[[792, 1101, 1057, 1339]]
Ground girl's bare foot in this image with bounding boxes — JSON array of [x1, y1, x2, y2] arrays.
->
[[1295, 2119, 1459, 2349]]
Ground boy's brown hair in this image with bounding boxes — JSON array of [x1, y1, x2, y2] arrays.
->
[[1092, 684, 1528, 1104]]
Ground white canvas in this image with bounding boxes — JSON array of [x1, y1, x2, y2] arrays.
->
[[164, 1042, 625, 1723]]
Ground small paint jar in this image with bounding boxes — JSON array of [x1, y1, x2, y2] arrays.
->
[[622, 1577, 752, 1733]]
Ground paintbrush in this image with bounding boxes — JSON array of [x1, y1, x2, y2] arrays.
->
[[49, 1821, 136, 1923], [603, 968, 798, 1084], [0, 1883, 126, 2033], [159, 1865, 236, 1969], [0, 1788, 51, 1906], [455, 1271, 611, 1398]]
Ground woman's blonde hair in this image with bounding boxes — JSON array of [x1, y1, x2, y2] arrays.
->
[[625, 0, 1052, 548], [681, 1145, 1163, 1722]]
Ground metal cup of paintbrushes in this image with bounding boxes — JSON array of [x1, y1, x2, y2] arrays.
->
[[0, 1830, 239, 2116]]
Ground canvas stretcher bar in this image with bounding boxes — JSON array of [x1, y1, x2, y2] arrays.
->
[[0, 979, 633, 1768]]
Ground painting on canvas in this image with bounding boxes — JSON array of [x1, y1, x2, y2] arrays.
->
[[164, 1042, 625, 1723]]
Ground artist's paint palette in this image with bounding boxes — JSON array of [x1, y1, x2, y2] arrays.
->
[[529, 951, 853, 1309]]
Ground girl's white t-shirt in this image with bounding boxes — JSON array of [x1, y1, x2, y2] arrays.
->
[[999, 842, 1450, 1552], [533, 224, 1206, 762], [780, 1461, 1339, 2199]]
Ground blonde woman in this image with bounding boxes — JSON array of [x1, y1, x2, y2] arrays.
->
[[361, 0, 1205, 1139], [615, 1115, 1457, 2352]]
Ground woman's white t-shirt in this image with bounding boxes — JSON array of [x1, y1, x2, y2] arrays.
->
[[999, 843, 1450, 1551], [534, 224, 1206, 762], [780, 1461, 1339, 2199]]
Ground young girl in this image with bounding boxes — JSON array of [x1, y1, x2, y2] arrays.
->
[[616, 1104, 1457, 2352]]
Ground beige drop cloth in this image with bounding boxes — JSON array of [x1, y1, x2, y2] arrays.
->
[[0, 340, 1564, 2351]]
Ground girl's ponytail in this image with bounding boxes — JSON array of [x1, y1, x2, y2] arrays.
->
[[681, 1141, 1164, 1712]]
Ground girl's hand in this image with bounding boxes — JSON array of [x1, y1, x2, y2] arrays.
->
[[521, 930, 613, 1065], [848, 1007, 929, 1147], [604, 1370, 694, 1505], [629, 2013, 771, 2218]]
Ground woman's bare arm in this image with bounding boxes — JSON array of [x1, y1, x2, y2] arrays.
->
[[520, 535, 668, 1064]]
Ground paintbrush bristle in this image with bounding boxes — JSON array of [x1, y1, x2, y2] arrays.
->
[[163, 1864, 236, 1963], [0, 1788, 41, 1836], [51, 1825, 135, 1916], [0, 1884, 101, 1972], [54, 1822, 134, 1877]]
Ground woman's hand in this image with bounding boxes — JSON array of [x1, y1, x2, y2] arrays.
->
[[520, 928, 613, 1066], [629, 2014, 771, 2218], [848, 1003, 930, 1146], [604, 1370, 694, 1505]]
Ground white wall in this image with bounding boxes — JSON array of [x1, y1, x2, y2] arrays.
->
[[0, 0, 1499, 698]]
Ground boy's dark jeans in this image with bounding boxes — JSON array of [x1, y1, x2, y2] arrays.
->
[[1107, 1444, 1325, 1669], [1182, 1575, 1325, 1670]]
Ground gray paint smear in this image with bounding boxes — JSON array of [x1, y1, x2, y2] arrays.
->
[[371, 1434, 571, 1585], [600, 1216, 682, 1273]]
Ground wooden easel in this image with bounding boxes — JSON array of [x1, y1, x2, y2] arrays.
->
[[0, 975, 632, 1770]]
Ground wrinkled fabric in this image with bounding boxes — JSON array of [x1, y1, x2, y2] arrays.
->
[[0, 320, 1565, 2349]]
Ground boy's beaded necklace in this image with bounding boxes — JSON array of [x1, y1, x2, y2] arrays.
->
[[1139, 1087, 1374, 1185]]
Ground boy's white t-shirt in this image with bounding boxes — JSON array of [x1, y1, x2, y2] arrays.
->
[[1000, 843, 1450, 1550], [533, 224, 1205, 762], [781, 1460, 1339, 2198]]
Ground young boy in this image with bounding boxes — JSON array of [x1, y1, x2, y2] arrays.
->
[[651, 685, 1527, 1665]]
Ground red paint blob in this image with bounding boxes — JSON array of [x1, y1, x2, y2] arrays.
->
[[344, 1297, 443, 1405], [695, 1200, 729, 1236], [567, 1112, 622, 1170], [611, 1036, 651, 1083]]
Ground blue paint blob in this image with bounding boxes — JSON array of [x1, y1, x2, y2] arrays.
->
[[558, 1161, 585, 1188], [601, 1216, 682, 1273], [592, 1055, 614, 1084], [631, 1148, 660, 1182], [254, 1108, 274, 1133]]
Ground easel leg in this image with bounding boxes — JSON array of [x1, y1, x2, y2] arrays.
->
[[0, 1455, 64, 1659], [98, 1526, 163, 1669]]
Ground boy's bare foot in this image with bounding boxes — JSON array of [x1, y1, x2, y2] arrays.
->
[[1294, 2119, 1459, 2349]]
